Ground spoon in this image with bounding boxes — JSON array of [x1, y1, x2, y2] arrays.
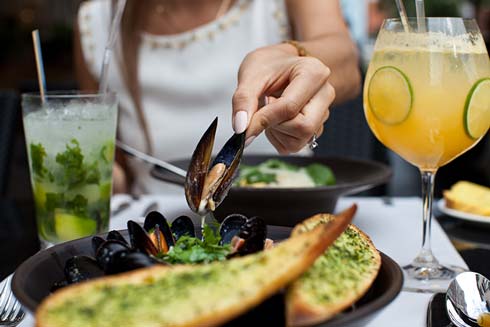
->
[[446, 272, 490, 327]]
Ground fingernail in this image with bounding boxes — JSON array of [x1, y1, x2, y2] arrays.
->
[[233, 111, 248, 134], [245, 136, 256, 148]]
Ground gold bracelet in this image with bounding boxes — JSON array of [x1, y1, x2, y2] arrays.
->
[[283, 40, 310, 57]]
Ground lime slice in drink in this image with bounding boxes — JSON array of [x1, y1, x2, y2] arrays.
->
[[55, 211, 97, 241], [464, 78, 490, 139], [368, 66, 413, 125]]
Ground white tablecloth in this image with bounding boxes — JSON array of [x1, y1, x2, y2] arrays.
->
[[20, 196, 467, 327]]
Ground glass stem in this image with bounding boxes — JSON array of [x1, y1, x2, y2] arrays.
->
[[414, 169, 438, 267]]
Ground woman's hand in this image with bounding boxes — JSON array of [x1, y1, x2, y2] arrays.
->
[[232, 43, 335, 154]]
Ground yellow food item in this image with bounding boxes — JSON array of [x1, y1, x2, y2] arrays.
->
[[286, 213, 381, 326], [444, 181, 490, 216]]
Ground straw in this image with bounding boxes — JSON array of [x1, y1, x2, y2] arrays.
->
[[99, 0, 127, 94], [395, 0, 410, 33], [31, 30, 47, 103], [415, 0, 427, 32]]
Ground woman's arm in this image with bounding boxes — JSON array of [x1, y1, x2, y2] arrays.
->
[[232, 0, 361, 154], [285, 0, 361, 102]]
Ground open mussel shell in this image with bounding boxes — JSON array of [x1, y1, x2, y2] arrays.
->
[[209, 132, 245, 210], [185, 117, 245, 215], [171, 215, 195, 240], [186, 118, 217, 213], [143, 211, 175, 249], [128, 220, 159, 256], [219, 214, 248, 245], [95, 239, 130, 272], [64, 255, 104, 284]]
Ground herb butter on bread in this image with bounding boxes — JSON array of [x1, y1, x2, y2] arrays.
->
[[287, 213, 381, 327], [36, 206, 356, 327], [443, 181, 490, 216]]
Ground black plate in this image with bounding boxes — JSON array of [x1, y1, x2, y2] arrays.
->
[[151, 155, 392, 226], [13, 228, 402, 327]]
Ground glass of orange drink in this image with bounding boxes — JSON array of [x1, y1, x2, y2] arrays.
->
[[364, 18, 490, 292]]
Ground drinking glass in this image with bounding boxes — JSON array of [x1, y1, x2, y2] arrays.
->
[[22, 92, 118, 248], [363, 18, 490, 292]]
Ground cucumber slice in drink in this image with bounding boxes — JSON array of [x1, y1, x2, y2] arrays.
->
[[464, 78, 490, 139], [368, 66, 413, 125], [55, 211, 97, 241]]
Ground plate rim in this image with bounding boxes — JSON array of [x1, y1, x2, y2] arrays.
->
[[437, 199, 490, 224]]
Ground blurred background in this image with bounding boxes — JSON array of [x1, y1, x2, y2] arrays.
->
[[0, 0, 489, 272]]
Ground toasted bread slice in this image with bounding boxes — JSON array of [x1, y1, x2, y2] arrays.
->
[[443, 181, 490, 216], [286, 207, 381, 327], [36, 206, 356, 327]]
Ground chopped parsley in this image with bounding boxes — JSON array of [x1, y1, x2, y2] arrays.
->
[[161, 224, 231, 264]]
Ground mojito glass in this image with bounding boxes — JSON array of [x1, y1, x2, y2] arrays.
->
[[22, 92, 118, 246]]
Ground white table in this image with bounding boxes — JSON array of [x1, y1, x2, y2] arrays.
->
[[20, 195, 467, 327]]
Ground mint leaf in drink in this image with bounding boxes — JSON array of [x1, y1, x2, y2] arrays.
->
[[45, 192, 64, 212], [30, 143, 50, 179], [305, 163, 336, 186], [85, 161, 101, 185], [67, 194, 89, 217], [56, 139, 86, 189]]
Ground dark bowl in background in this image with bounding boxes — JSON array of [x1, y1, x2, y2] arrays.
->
[[12, 229, 403, 327], [151, 155, 392, 226]]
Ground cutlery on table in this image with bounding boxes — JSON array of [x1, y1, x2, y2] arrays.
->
[[446, 272, 490, 327], [427, 272, 490, 327], [0, 274, 25, 326], [116, 141, 187, 179]]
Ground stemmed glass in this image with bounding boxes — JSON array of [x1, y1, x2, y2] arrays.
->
[[363, 17, 490, 292]]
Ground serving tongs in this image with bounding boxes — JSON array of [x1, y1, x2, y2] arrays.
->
[[185, 118, 245, 217]]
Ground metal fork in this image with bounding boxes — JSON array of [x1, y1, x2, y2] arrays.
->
[[0, 274, 25, 326]]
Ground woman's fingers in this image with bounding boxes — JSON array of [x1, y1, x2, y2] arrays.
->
[[265, 82, 334, 153], [245, 57, 330, 140]]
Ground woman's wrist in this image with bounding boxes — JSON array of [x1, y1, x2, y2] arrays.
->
[[283, 40, 310, 57]]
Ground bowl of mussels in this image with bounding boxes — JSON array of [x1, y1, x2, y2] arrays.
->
[[12, 207, 403, 327]]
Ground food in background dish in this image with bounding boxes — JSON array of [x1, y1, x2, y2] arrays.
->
[[236, 159, 336, 188], [443, 181, 490, 216]]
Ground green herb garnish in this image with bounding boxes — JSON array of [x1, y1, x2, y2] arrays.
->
[[162, 224, 231, 264], [305, 163, 336, 186]]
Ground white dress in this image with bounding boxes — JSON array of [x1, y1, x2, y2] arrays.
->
[[78, 0, 293, 194]]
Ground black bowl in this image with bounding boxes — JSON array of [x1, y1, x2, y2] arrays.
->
[[151, 155, 392, 226], [13, 228, 402, 327]]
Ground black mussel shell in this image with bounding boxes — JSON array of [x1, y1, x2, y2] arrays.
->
[[64, 255, 104, 284], [107, 230, 128, 246], [95, 239, 130, 272], [128, 220, 159, 256], [105, 251, 158, 275], [171, 215, 195, 240], [237, 217, 267, 255], [209, 133, 245, 209], [143, 211, 175, 248], [185, 118, 218, 213], [219, 213, 248, 245], [92, 236, 106, 255]]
